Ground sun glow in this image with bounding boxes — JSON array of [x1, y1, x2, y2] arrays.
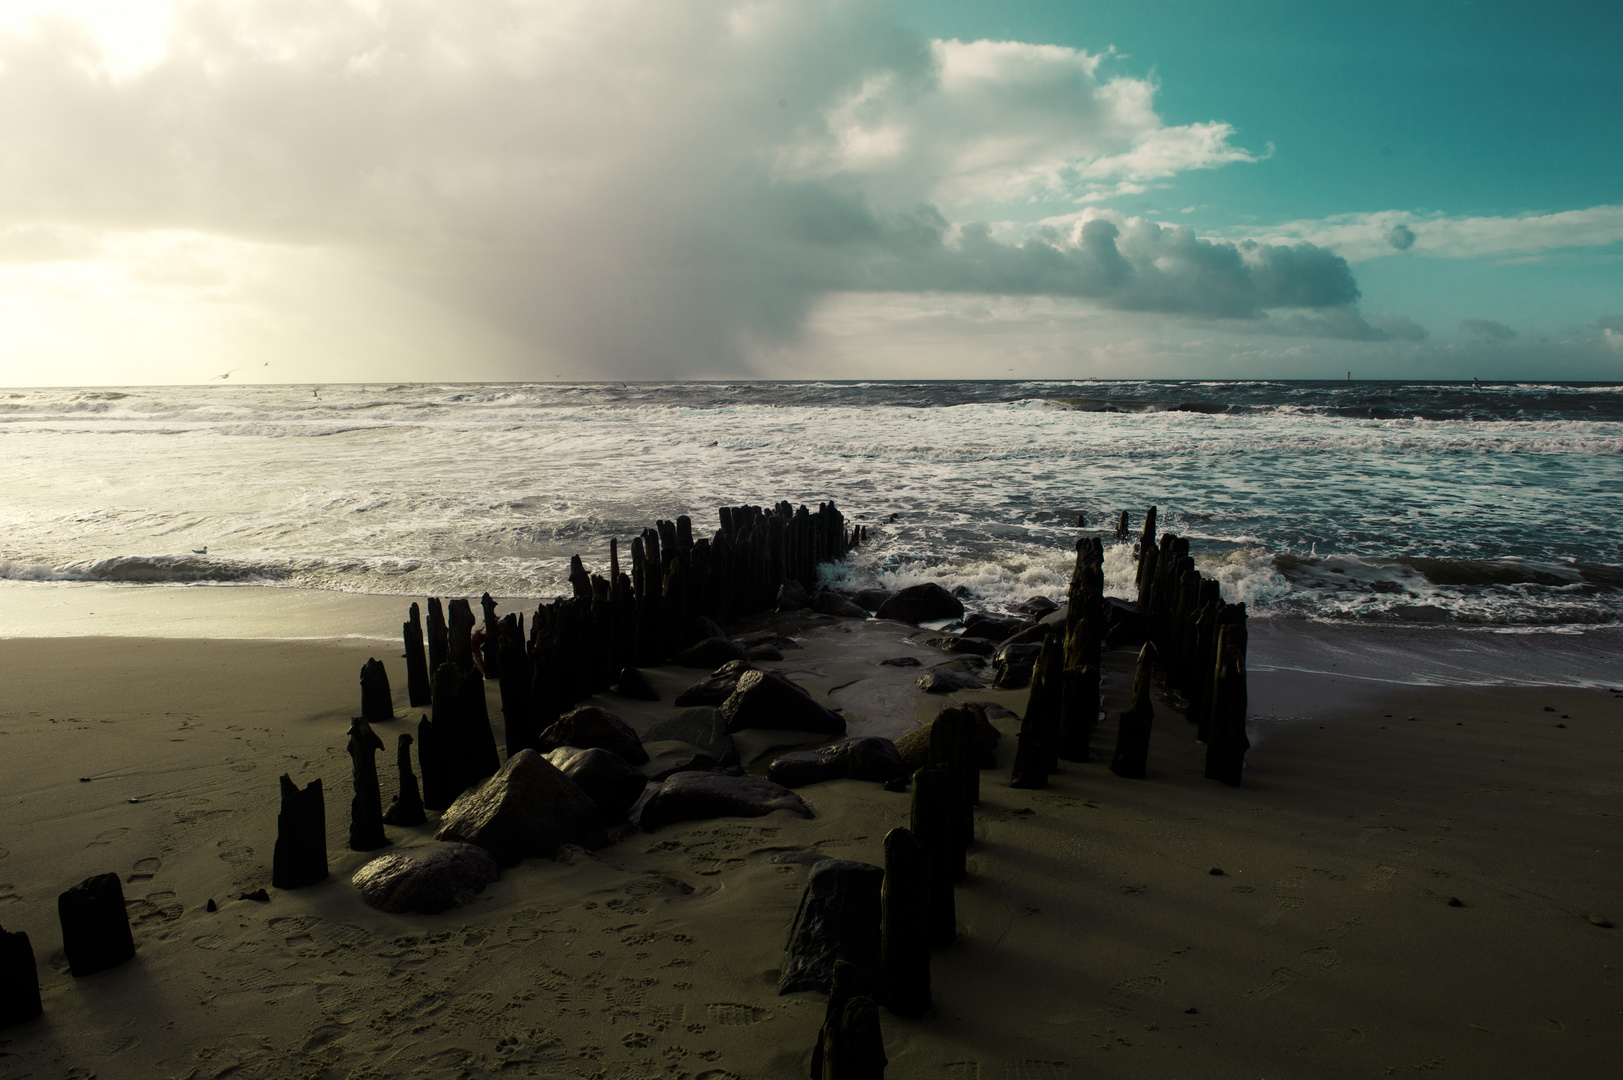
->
[[0, 0, 176, 75]]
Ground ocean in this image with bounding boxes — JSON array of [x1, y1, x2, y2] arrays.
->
[[3, 380, 1620, 640]]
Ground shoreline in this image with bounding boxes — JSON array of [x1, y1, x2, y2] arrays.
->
[[1, 606, 1620, 1077]]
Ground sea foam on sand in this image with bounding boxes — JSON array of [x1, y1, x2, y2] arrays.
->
[[1, 600, 1620, 1078]]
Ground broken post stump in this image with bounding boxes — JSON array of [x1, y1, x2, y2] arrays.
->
[[360, 657, 394, 724], [910, 765, 957, 947], [347, 717, 388, 852], [879, 827, 931, 1019], [57, 873, 135, 977], [0, 923, 42, 1026], [404, 602, 431, 708], [426, 597, 448, 675], [814, 960, 887, 1080], [272, 775, 328, 889], [1204, 615, 1250, 787], [1110, 643, 1156, 779], [447, 598, 475, 674], [383, 732, 426, 826]]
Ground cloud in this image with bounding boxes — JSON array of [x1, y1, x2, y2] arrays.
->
[[0, 0, 1332, 379], [1597, 314, 1623, 333], [1461, 318, 1517, 342], [1238, 206, 1623, 263]]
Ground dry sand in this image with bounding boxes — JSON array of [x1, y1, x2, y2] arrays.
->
[[2, 609, 1621, 1079]]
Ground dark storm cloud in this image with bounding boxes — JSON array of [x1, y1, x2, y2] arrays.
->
[[1462, 318, 1517, 342]]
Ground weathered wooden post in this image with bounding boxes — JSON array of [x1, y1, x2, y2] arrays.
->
[[426, 597, 448, 676], [910, 765, 957, 947], [878, 827, 931, 1019], [418, 663, 465, 811], [1136, 505, 1157, 587], [0, 923, 42, 1025], [272, 775, 328, 889], [360, 657, 394, 723], [456, 667, 502, 785], [447, 598, 476, 674], [382, 732, 426, 826], [814, 960, 888, 1079], [403, 602, 431, 708], [347, 717, 388, 851], [57, 874, 135, 977], [1109, 643, 1156, 779], [496, 613, 535, 758], [1204, 608, 1250, 787], [928, 708, 974, 881], [479, 592, 501, 676]]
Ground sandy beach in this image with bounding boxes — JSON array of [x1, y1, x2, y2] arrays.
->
[[2, 602, 1621, 1080]]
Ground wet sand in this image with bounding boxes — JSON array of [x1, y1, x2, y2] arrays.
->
[[2, 610, 1621, 1079]]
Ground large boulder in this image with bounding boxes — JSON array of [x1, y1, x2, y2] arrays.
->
[[1016, 595, 1059, 618], [776, 580, 810, 612], [547, 746, 649, 821], [894, 704, 1002, 771], [613, 667, 660, 701], [778, 859, 884, 996], [912, 633, 994, 657], [436, 749, 608, 863], [638, 772, 814, 831], [766, 737, 905, 788], [644, 707, 739, 766], [812, 591, 869, 619], [674, 660, 754, 707], [852, 588, 894, 612], [916, 668, 985, 694], [874, 582, 964, 625], [352, 843, 500, 914], [538, 706, 649, 765], [961, 614, 1034, 642], [719, 669, 846, 736], [670, 637, 749, 669], [744, 634, 803, 652]]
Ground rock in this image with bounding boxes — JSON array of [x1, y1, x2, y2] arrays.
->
[[778, 859, 884, 995], [992, 642, 1042, 689], [746, 645, 784, 662], [894, 706, 1001, 772], [644, 707, 739, 765], [0, 923, 42, 1027], [538, 706, 649, 766], [874, 582, 964, 625], [720, 669, 846, 736], [853, 588, 894, 612], [352, 843, 500, 914], [912, 633, 994, 657], [613, 667, 661, 701], [1016, 595, 1059, 618], [638, 772, 813, 831], [272, 774, 329, 890], [915, 668, 985, 694], [547, 746, 649, 821], [674, 660, 754, 707], [640, 745, 729, 782], [670, 636, 749, 669], [776, 580, 810, 611], [57, 874, 135, 977], [1101, 597, 1150, 648], [689, 615, 726, 642], [767, 737, 906, 787], [961, 614, 1033, 641], [812, 591, 869, 619], [879, 656, 920, 667], [436, 749, 608, 863], [744, 634, 803, 652], [975, 701, 1019, 723]]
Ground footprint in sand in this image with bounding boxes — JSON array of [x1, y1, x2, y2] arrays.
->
[[943, 1064, 983, 1080], [1364, 865, 1397, 891], [1006, 1061, 1073, 1080], [88, 827, 130, 847], [1248, 967, 1301, 1000], [1263, 896, 1307, 926], [1301, 945, 1342, 969], [705, 1002, 773, 1026], [1111, 975, 1165, 998], [127, 856, 162, 883], [216, 839, 255, 866]]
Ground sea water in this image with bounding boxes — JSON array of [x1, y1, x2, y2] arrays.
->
[[2, 380, 1620, 633]]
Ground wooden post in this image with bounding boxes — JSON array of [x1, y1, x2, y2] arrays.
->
[[347, 717, 388, 851], [272, 775, 328, 889], [0, 922, 42, 1026], [457, 668, 502, 785], [426, 597, 448, 676], [1204, 610, 1250, 786], [382, 732, 426, 826], [419, 663, 465, 810], [928, 707, 974, 881], [57, 874, 135, 977], [1109, 643, 1155, 779], [879, 827, 931, 1019], [910, 765, 957, 948], [447, 598, 475, 674], [403, 602, 431, 708], [360, 657, 394, 723], [496, 613, 535, 758]]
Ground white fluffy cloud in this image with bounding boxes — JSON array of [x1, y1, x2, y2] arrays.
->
[[0, 0, 1355, 381]]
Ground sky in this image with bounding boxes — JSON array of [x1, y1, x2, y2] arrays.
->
[[0, 0, 1618, 385]]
